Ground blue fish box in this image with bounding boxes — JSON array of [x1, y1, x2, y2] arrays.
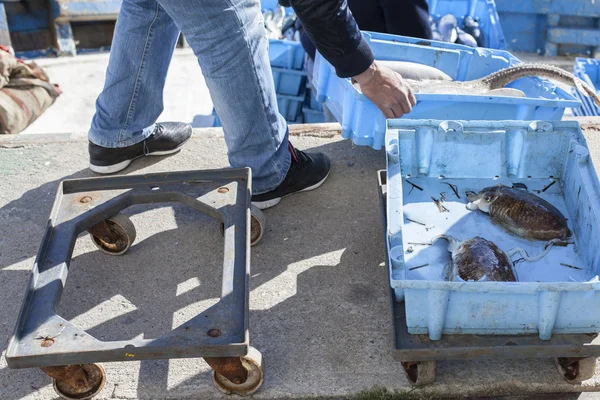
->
[[302, 107, 326, 123], [428, 0, 506, 49], [272, 66, 306, 96], [571, 58, 600, 117], [385, 119, 600, 341], [268, 39, 305, 70], [313, 32, 581, 150]]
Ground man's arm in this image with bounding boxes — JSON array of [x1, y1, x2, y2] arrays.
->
[[284, 0, 372, 78], [281, 0, 416, 118]]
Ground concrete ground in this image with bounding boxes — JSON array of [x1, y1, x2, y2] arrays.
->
[[1, 122, 600, 399]]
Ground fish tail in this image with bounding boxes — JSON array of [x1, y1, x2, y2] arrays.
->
[[481, 64, 600, 107]]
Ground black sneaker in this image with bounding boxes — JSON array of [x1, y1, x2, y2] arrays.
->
[[89, 122, 192, 174], [252, 142, 331, 209]]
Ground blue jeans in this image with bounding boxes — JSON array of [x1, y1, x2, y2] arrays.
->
[[89, 0, 290, 194]]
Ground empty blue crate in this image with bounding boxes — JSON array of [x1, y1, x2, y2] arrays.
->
[[277, 91, 304, 122], [313, 31, 580, 150], [571, 58, 600, 117], [496, 0, 600, 57], [428, 0, 506, 49], [302, 107, 325, 123], [306, 85, 323, 112], [268, 39, 305, 70], [385, 119, 600, 340], [272, 67, 306, 96]]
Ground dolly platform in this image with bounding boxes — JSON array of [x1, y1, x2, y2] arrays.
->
[[5, 168, 266, 399]]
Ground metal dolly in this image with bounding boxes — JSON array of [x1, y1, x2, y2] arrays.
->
[[6, 168, 266, 399], [376, 170, 600, 387]]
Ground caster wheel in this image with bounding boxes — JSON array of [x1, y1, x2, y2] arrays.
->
[[555, 357, 597, 384], [249, 205, 266, 246], [219, 206, 266, 247], [53, 363, 106, 400], [212, 347, 264, 396], [90, 213, 136, 256], [401, 360, 436, 386]]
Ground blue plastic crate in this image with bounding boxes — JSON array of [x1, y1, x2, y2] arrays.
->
[[302, 107, 326, 123], [313, 32, 580, 150], [496, 0, 600, 57], [428, 0, 506, 49], [571, 58, 600, 117], [306, 85, 323, 112], [385, 119, 600, 340], [272, 67, 306, 96], [277, 91, 304, 121], [266, 40, 305, 73], [268, 39, 305, 70]]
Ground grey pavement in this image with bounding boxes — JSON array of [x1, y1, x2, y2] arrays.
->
[[1, 124, 600, 399]]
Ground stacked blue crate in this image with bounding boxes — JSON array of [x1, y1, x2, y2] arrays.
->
[[571, 58, 600, 117], [302, 84, 326, 124], [496, 0, 600, 57]]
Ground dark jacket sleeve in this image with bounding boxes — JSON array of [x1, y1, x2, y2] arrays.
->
[[279, 0, 374, 78]]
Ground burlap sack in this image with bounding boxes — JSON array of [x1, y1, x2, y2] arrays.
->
[[0, 47, 61, 134]]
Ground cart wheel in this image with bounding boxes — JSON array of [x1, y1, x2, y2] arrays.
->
[[212, 347, 264, 396], [53, 363, 106, 400], [219, 207, 266, 247], [90, 213, 136, 256], [555, 357, 597, 384], [250, 205, 266, 246], [401, 360, 436, 386]]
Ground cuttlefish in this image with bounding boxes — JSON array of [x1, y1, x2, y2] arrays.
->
[[433, 234, 557, 282], [433, 235, 517, 282], [466, 185, 570, 241]]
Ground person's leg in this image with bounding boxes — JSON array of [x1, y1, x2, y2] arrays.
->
[[379, 0, 433, 39], [156, 0, 329, 207], [88, 0, 192, 173]]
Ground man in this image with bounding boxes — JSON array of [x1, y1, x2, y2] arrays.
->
[[299, 0, 432, 62], [297, 0, 432, 122], [88, 0, 415, 210]]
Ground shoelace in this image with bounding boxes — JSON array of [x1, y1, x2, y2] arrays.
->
[[142, 125, 162, 156]]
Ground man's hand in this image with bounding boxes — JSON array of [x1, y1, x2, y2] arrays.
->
[[353, 62, 417, 119]]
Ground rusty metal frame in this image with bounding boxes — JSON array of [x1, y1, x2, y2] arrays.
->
[[6, 168, 253, 369], [377, 170, 600, 361]]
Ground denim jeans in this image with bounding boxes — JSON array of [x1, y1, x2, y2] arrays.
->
[[89, 0, 290, 194]]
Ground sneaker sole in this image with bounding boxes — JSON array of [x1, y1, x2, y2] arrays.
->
[[89, 143, 188, 175], [251, 171, 330, 210]]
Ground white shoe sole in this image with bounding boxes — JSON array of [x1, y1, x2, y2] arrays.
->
[[89, 147, 184, 175], [252, 171, 330, 210]]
